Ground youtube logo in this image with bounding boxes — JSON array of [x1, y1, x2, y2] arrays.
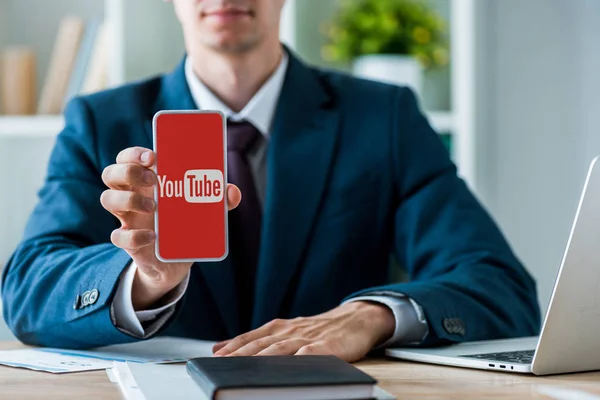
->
[[157, 169, 224, 203]]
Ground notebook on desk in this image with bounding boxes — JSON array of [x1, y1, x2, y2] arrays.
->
[[110, 359, 396, 400], [186, 355, 377, 400]]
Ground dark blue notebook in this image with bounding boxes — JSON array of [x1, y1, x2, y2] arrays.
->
[[186, 355, 377, 400]]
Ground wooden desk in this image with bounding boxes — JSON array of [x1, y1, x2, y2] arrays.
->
[[1, 342, 600, 399]]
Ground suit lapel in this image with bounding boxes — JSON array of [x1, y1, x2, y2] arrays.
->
[[148, 58, 240, 337], [252, 53, 340, 327]]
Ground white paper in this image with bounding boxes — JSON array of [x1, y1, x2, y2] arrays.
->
[[41, 336, 216, 363], [127, 362, 207, 400], [0, 337, 216, 374], [112, 362, 147, 400], [106, 367, 119, 383], [373, 386, 396, 400], [0, 349, 113, 373]]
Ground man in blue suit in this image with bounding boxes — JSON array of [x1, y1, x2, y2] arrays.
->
[[1, 0, 540, 361]]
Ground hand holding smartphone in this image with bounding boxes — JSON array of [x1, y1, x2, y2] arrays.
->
[[153, 110, 228, 262]]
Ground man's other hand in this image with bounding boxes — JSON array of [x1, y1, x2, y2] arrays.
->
[[212, 301, 395, 362], [101, 146, 241, 310]]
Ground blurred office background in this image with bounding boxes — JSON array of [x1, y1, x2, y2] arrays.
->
[[0, 0, 599, 340]]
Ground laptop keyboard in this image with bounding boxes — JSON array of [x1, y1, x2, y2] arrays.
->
[[459, 350, 535, 364]]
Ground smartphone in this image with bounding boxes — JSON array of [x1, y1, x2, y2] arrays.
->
[[152, 110, 228, 262]]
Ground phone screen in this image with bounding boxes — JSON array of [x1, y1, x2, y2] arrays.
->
[[153, 110, 228, 262]]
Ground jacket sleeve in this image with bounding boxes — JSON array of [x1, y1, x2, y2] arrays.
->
[[346, 88, 541, 346], [1, 98, 148, 349]]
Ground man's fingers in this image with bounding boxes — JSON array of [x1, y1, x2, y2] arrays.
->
[[256, 338, 312, 357], [102, 163, 155, 189], [295, 341, 331, 356], [214, 327, 273, 356], [116, 147, 155, 167], [226, 336, 286, 357], [111, 228, 156, 251], [213, 332, 256, 356], [101, 190, 155, 215], [226, 184, 241, 211], [212, 340, 231, 354], [214, 319, 286, 356]]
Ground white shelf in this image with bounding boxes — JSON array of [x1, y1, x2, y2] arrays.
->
[[0, 116, 64, 137], [0, 113, 454, 139], [427, 112, 454, 133]]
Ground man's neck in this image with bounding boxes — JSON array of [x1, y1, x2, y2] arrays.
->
[[189, 40, 284, 113]]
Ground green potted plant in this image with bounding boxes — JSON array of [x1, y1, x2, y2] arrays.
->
[[323, 0, 449, 96]]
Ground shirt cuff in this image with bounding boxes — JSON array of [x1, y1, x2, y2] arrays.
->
[[343, 292, 429, 348], [111, 261, 190, 337]]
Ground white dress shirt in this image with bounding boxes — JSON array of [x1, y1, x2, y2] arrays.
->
[[111, 52, 429, 347]]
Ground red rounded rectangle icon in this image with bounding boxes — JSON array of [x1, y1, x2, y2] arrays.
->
[[153, 110, 228, 262]]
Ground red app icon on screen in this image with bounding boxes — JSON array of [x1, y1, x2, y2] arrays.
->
[[153, 111, 228, 262]]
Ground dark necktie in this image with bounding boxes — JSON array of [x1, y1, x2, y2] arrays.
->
[[227, 120, 262, 332]]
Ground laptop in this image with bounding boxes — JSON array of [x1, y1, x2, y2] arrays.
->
[[386, 156, 600, 375]]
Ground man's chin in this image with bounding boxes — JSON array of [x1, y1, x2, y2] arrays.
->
[[202, 34, 259, 54]]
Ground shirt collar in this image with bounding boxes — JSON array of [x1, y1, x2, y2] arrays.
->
[[184, 53, 288, 137]]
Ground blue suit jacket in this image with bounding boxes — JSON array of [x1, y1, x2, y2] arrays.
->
[[2, 52, 540, 349]]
